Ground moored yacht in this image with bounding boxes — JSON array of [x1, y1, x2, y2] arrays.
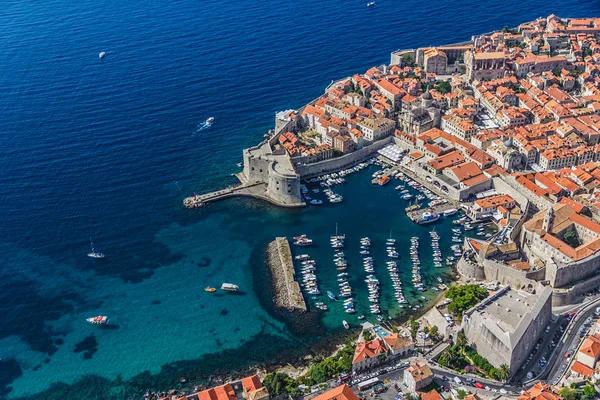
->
[[87, 315, 108, 324]]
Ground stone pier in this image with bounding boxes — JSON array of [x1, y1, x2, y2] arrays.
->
[[266, 237, 306, 312]]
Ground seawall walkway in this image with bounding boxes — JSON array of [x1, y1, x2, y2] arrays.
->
[[266, 238, 307, 312]]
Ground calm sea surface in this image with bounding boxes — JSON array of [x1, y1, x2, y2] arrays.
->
[[0, 0, 597, 398]]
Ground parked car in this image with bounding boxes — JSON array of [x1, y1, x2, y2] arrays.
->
[[474, 382, 484, 389]]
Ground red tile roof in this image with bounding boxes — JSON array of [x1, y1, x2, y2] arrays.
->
[[313, 385, 359, 400]]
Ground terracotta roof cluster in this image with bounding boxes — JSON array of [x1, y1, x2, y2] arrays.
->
[[517, 382, 562, 400], [353, 338, 388, 363], [313, 385, 359, 400]]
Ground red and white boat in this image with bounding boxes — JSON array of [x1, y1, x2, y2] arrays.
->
[[86, 315, 108, 324]]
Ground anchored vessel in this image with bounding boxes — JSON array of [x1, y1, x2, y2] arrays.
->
[[87, 315, 108, 324], [221, 283, 239, 291], [87, 238, 105, 259]]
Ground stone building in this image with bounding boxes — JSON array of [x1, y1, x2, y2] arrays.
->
[[352, 338, 388, 372], [241, 135, 303, 206], [462, 285, 552, 373], [403, 362, 433, 392], [398, 92, 441, 135], [520, 203, 600, 288], [424, 48, 448, 75], [357, 117, 396, 141], [466, 51, 507, 82]]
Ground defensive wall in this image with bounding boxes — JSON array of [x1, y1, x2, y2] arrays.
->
[[294, 137, 393, 178]]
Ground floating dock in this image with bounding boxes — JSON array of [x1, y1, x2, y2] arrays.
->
[[266, 237, 307, 312]]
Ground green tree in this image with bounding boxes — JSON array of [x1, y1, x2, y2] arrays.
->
[[584, 48, 593, 58], [582, 385, 596, 400], [409, 316, 420, 340], [402, 53, 414, 67], [435, 81, 452, 94], [430, 326, 440, 342], [309, 365, 327, 383], [363, 330, 373, 341], [563, 228, 580, 247], [446, 284, 489, 316], [456, 331, 467, 348], [378, 354, 387, 361], [559, 387, 581, 400], [502, 25, 510, 33], [457, 389, 469, 399], [423, 326, 430, 336], [498, 364, 511, 381], [263, 372, 293, 396]]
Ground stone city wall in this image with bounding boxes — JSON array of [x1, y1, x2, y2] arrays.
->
[[456, 257, 486, 280], [295, 137, 393, 178]]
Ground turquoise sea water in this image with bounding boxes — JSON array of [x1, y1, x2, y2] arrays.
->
[[1, 0, 599, 398]]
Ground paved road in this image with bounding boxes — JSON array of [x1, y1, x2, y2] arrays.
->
[[519, 297, 600, 387], [544, 299, 600, 385]]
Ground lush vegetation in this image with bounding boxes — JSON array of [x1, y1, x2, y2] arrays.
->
[[423, 326, 441, 343], [559, 385, 598, 400], [563, 228, 581, 248], [402, 53, 415, 67], [437, 332, 510, 381], [584, 48, 593, 58], [434, 81, 452, 94], [445, 285, 489, 316], [409, 316, 420, 340], [263, 344, 355, 397]]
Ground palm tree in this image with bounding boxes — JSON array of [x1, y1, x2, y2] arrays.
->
[[498, 364, 511, 381], [430, 326, 439, 341], [456, 331, 467, 348]]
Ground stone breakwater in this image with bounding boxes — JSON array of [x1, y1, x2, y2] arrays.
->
[[266, 238, 307, 312]]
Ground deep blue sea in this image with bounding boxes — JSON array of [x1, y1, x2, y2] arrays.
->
[[0, 0, 598, 398]]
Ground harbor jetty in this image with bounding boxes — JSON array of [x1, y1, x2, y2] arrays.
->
[[266, 237, 307, 312], [407, 203, 459, 223], [183, 182, 297, 209]]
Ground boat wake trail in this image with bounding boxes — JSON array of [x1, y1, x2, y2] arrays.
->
[[192, 117, 214, 135], [192, 122, 210, 135]]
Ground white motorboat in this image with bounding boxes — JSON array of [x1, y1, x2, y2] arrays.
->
[[87, 315, 108, 324]]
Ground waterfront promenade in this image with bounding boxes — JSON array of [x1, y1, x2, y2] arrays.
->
[[266, 237, 307, 312]]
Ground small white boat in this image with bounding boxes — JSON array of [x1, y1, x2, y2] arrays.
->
[[99, 52, 106, 59], [206, 117, 215, 125], [87, 315, 108, 324], [343, 320, 350, 329], [87, 238, 105, 259], [443, 208, 458, 217], [367, 1, 375, 6]]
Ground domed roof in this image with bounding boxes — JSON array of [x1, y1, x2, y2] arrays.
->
[[422, 90, 432, 100], [504, 138, 513, 147]]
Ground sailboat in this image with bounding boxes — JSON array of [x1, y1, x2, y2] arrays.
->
[[387, 230, 395, 244], [87, 238, 105, 259], [331, 223, 345, 240]]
